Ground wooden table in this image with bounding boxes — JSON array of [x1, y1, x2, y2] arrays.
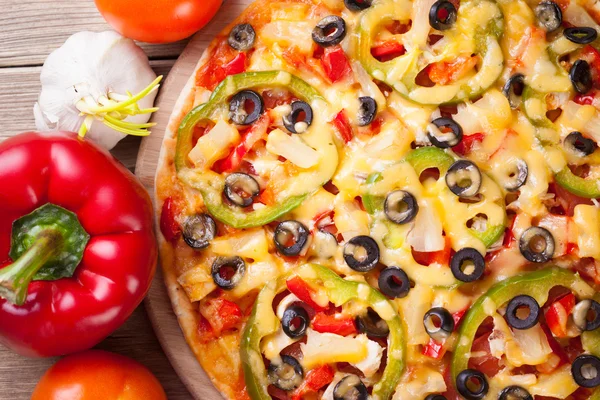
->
[[0, 1, 191, 398]]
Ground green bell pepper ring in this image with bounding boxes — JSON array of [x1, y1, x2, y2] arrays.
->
[[452, 268, 596, 384], [175, 71, 338, 229], [241, 264, 405, 400], [357, 0, 504, 105], [555, 166, 600, 199]]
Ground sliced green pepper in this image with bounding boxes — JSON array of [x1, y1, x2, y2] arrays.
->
[[555, 166, 600, 199], [175, 71, 338, 229], [240, 264, 405, 400], [452, 268, 596, 384], [357, 0, 504, 105]]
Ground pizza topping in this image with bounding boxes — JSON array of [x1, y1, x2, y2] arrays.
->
[[570, 60, 594, 94], [506, 295, 541, 330], [228, 23, 256, 51], [498, 386, 533, 400], [427, 117, 464, 148], [357, 96, 378, 127], [182, 214, 216, 249], [274, 220, 310, 257], [188, 119, 240, 167], [564, 26, 598, 44], [450, 248, 485, 283], [268, 355, 304, 391], [424, 395, 447, 400], [572, 354, 600, 388], [502, 73, 525, 109], [428, 0, 457, 31], [535, 1, 563, 32], [423, 307, 455, 341], [224, 173, 260, 208], [283, 101, 313, 134], [572, 299, 600, 331], [456, 369, 489, 400], [378, 267, 411, 298], [333, 375, 368, 400], [519, 226, 555, 263], [343, 235, 380, 272], [211, 256, 246, 290], [564, 131, 597, 156], [282, 304, 310, 339], [312, 16, 347, 48], [344, 0, 372, 12], [356, 308, 390, 337], [497, 158, 528, 193], [445, 160, 482, 198], [229, 90, 265, 125], [384, 190, 419, 224]]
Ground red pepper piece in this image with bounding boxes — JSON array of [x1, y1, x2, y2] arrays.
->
[[291, 364, 335, 400], [428, 55, 479, 85], [412, 236, 452, 266], [321, 46, 352, 83], [312, 312, 357, 336], [371, 41, 405, 62], [0, 131, 156, 357], [452, 132, 485, 156], [422, 338, 446, 359], [160, 197, 181, 242], [332, 110, 354, 143], [286, 276, 329, 312], [545, 293, 576, 338], [200, 297, 243, 336]]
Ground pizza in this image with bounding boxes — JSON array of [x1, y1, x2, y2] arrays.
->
[[155, 0, 600, 398]]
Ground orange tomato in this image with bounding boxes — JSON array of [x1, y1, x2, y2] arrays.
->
[[94, 0, 223, 43], [31, 350, 167, 400]]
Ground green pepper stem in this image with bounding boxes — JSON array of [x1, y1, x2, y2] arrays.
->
[[0, 231, 61, 306]]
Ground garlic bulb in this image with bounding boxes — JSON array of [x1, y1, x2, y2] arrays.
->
[[34, 31, 161, 150]]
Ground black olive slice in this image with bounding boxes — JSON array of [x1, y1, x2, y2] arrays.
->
[[358, 96, 378, 126], [445, 160, 482, 198], [502, 74, 525, 109], [344, 0, 372, 11], [456, 369, 488, 400], [229, 90, 264, 125], [572, 355, 600, 388], [423, 307, 455, 341], [429, 0, 457, 31], [506, 295, 540, 330], [428, 117, 464, 148], [343, 236, 380, 272], [425, 396, 447, 400], [182, 214, 216, 249], [450, 248, 485, 283], [498, 386, 533, 400], [224, 173, 260, 208], [281, 304, 310, 338], [570, 60, 593, 94], [565, 27, 598, 44], [312, 16, 347, 47], [573, 299, 600, 331], [356, 308, 390, 337], [503, 158, 529, 192], [283, 101, 313, 134], [535, 1, 562, 32], [519, 226, 555, 263], [211, 256, 246, 290], [333, 375, 368, 400], [228, 23, 257, 51], [268, 355, 304, 391], [274, 221, 310, 257], [564, 131, 597, 157], [384, 190, 419, 225], [378, 267, 411, 298]]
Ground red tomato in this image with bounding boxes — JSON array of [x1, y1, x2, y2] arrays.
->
[[31, 350, 166, 400], [286, 277, 329, 312], [312, 312, 357, 336], [545, 293, 576, 338], [94, 0, 223, 43]]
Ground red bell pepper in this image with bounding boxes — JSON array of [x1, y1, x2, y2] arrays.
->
[[452, 132, 485, 156], [291, 364, 335, 400], [160, 197, 181, 242], [332, 110, 354, 143], [0, 131, 157, 357], [545, 293, 576, 338], [428, 55, 479, 85], [312, 312, 357, 336], [321, 46, 352, 83], [286, 276, 329, 312], [371, 41, 405, 62]]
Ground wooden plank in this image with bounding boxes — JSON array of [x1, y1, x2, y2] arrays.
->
[[0, 60, 174, 171], [0, 304, 191, 399], [0, 0, 188, 67]]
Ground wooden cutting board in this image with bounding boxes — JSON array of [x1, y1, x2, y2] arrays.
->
[[135, 1, 252, 398]]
